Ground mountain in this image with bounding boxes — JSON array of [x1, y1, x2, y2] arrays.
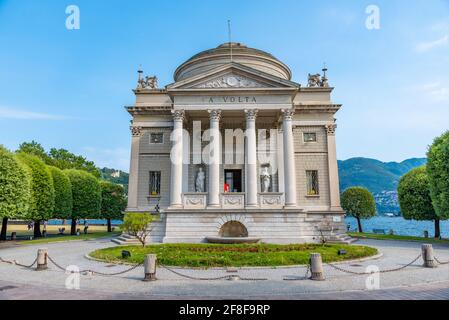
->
[[338, 157, 427, 214], [100, 168, 129, 193]]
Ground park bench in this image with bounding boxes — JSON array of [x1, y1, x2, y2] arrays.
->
[[372, 229, 386, 235]]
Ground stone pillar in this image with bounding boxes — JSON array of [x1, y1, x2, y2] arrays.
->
[[245, 109, 258, 207], [127, 126, 142, 211], [169, 110, 185, 208], [208, 110, 221, 207], [326, 123, 342, 211], [282, 109, 297, 208]]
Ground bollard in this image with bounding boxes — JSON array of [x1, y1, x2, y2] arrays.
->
[[422, 244, 437, 268], [36, 248, 48, 271], [143, 254, 157, 282], [310, 253, 325, 281]]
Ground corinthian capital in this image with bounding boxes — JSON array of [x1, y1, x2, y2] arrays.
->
[[208, 109, 222, 121], [325, 124, 337, 135], [172, 109, 185, 122], [130, 126, 142, 137], [244, 109, 258, 121], [281, 109, 295, 121]]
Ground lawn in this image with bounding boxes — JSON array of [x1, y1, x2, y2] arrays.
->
[[90, 243, 378, 268], [0, 224, 120, 244], [349, 232, 449, 244]]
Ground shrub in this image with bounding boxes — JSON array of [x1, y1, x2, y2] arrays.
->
[[121, 212, 158, 247], [341, 187, 376, 233], [100, 180, 126, 232], [48, 166, 73, 220]]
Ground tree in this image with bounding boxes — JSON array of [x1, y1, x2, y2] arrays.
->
[[16, 153, 55, 238], [341, 187, 376, 233], [65, 169, 101, 235], [427, 131, 449, 223], [100, 181, 126, 232], [0, 147, 31, 240], [121, 212, 158, 247], [48, 166, 73, 220], [398, 166, 441, 238], [17, 141, 51, 163], [50, 148, 100, 178]]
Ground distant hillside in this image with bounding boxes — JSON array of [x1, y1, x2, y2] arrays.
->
[[101, 168, 129, 193], [338, 157, 427, 214]]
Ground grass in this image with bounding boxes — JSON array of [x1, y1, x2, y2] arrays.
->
[[0, 224, 120, 244], [90, 243, 378, 268], [349, 232, 449, 244]]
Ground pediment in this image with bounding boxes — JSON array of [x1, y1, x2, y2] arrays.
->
[[167, 62, 300, 90]]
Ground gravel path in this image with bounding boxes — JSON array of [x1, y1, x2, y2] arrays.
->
[[1, 238, 449, 299]]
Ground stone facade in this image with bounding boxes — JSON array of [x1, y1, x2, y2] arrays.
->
[[126, 42, 346, 244]]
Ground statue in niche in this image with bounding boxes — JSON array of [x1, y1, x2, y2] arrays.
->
[[261, 166, 271, 193], [195, 167, 205, 193]]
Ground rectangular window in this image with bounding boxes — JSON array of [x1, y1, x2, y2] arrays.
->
[[304, 132, 317, 143], [150, 133, 164, 144], [149, 171, 161, 196], [306, 170, 319, 196]]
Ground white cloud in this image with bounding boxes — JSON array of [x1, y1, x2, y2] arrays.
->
[[0, 106, 71, 120], [419, 82, 449, 102], [83, 147, 130, 171], [415, 34, 449, 52]]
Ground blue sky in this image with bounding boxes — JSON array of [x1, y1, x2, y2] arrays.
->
[[0, 0, 448, 170]]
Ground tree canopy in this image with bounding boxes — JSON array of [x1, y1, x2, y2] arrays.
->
[[65, 169, 101, 220], [17, 141, 101, 178], [100, 180, 126, 220], [16, 152, 55, 221], [427, 131, 449, 220], [398, 166, 437, 221], [48, 166, 73, 220], [341, 187, 376, 233], [0, 146, 31, 219]]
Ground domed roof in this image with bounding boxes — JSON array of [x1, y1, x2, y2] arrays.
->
[[174, 42, 292, 82]]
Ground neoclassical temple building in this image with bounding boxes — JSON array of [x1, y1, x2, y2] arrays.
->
[[125, 42, 349, 244]]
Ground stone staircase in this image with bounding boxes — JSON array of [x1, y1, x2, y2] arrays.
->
[[325, 234, 357, 245], [111, 233, 141, 245]]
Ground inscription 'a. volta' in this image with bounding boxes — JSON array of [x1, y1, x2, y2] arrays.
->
[[207, 96, 257, 104]]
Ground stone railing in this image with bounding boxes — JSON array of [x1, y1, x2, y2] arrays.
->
[[182, 193, 207, 209], [221, 193, 245, 209], [259, 193, 284, 209]]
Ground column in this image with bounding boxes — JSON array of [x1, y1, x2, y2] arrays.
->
[[169, 110, 185, 208], [282, 109, 297, 207], [208, 109, 221, 207], [326, 123, 342, 211], [245, 109, 258, 207], [127, 126, 142, 211]]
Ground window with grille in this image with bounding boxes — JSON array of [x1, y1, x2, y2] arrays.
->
[[306, 170, 319, 196], [304, 132, 317, 143], [149, 171, 161, 196], [150, 133, 164, 144]]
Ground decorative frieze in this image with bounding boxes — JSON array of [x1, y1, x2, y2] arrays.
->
[[183, 193, 207, 209], [195, 74, 265, 89], [259, 193, 284, 209], [130, 126, 143, 137], [221, 193, 245, 209]]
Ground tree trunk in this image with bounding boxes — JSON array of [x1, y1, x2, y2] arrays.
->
[[71, 219, 77, 235], [0, 217, 8, 241], [434, 219, 441, 239], [357, 217, 363, 233], [107, 219, 112, 232], [33, 221, 42, 238]]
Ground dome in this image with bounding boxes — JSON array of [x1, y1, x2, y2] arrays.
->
[[174, 42, 292, 82]]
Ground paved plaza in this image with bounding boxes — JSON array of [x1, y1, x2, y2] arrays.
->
[[1, 238, 449, 300]]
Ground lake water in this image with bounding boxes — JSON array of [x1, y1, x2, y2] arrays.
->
[[345, 216, 447, 237], [48, 219, 123, 226]]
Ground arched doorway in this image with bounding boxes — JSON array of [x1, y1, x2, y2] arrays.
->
[[219, 221, 248, 238]]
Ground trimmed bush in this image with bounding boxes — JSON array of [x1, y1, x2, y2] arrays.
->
[[100, 181, 126, 232], [48, 166, 73, 220], [341, 187, 376, 233], [65, 169, 101, 235], [0, 146, 31, 240], [16, 153, 55, 237]]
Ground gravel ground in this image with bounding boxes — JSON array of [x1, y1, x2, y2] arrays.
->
[[1, 238, 449, 299]]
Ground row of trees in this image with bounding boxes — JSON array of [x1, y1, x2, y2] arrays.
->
[[0, 143, 127, 240], [341, 131, 449, 238]]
